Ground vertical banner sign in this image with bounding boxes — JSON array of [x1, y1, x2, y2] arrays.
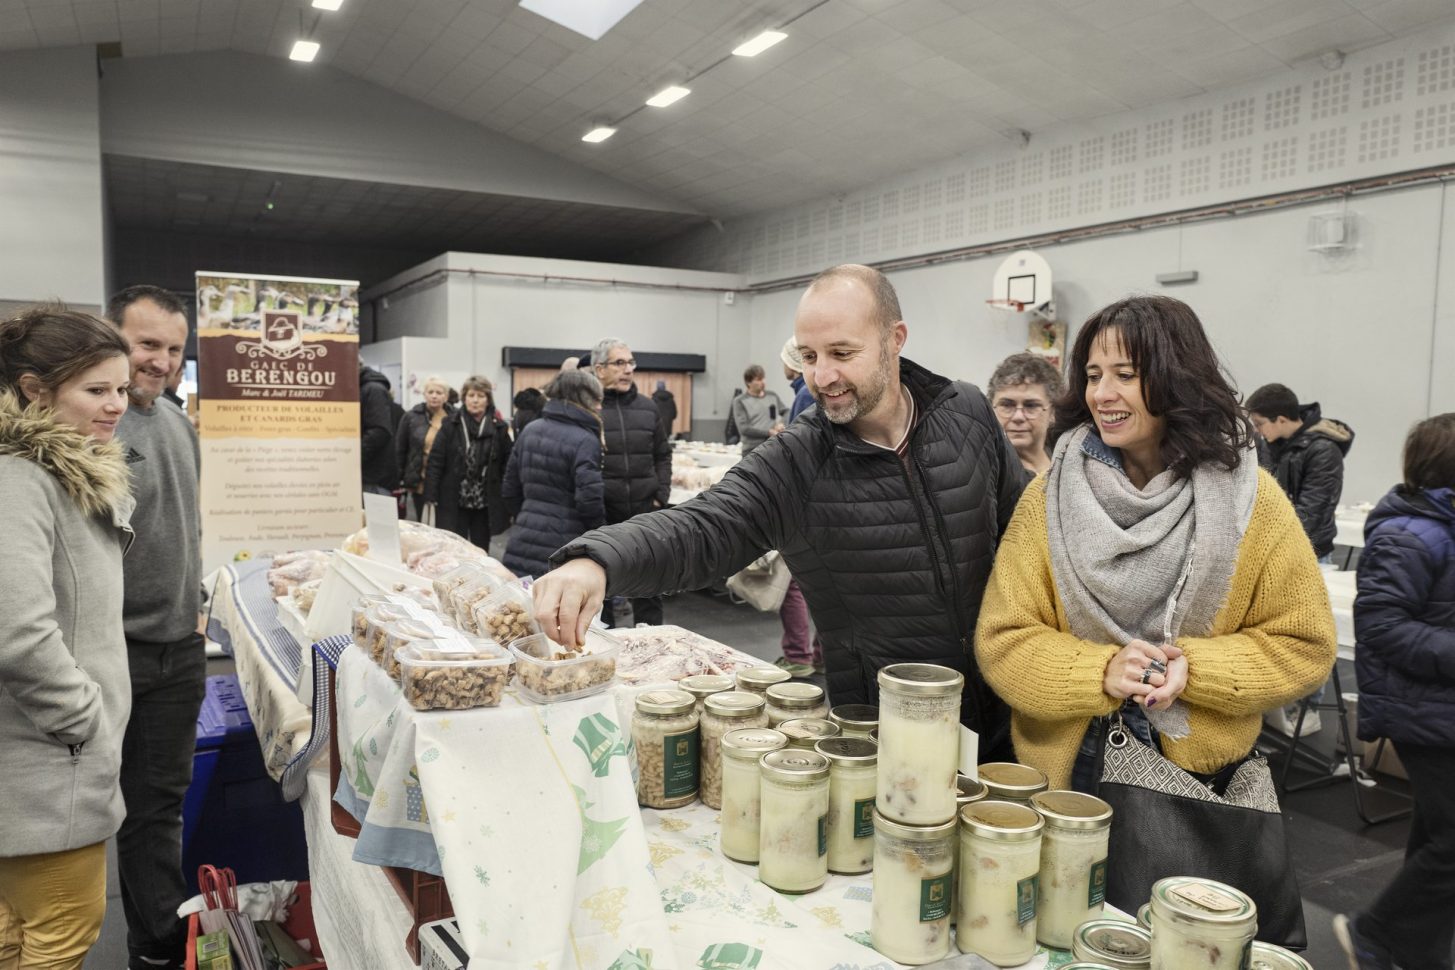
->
[[196, 271, 363, 572]]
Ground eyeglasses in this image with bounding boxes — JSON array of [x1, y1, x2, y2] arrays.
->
[[994, 400, 1048, 417], [605, 358, 637, 369]]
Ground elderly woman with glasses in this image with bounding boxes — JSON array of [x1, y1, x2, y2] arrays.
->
[[987, 352, 1064, 476]]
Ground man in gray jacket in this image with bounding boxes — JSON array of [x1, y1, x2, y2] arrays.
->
[[730, 364, 786, 454], [108, 285, 203, 970]]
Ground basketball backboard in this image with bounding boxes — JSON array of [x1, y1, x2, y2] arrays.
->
[[988, 250, 1055, 319]]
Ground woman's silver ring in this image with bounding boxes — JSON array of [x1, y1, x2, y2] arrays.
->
[[1148, 658, 1167, 675], [1140, 667, 1154, 684]]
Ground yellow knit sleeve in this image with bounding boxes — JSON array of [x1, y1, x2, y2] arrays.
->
[[1177, 472, 1338, 716], [975, 477, 1122, 719]]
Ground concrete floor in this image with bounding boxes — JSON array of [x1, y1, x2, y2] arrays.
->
[[83, 583, 1441, 968]]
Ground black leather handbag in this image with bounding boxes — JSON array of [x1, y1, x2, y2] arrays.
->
[[1095, 717, 1307, 950]]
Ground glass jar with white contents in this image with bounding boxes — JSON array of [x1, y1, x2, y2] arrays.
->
[[632, 690, 699, 810], [757, 749, 831, 893], [719, 728, 788, 863], [978, 762, 1049, 805], [1031, 790, 1113, 949], [699, 691, 768, 811], [955, 801, 1044, 967], [876, 664, 963, 825], [679, 674, 735, 714], [871, 811, 956, 965], [1148, 877, 1258, 970], [1249, 942, 1314, 970], [765, 682, 828, 726], [735, 665, 791, 697], [1072, 919, 1152, 970], [815, 738, 878, 875], [778, 717, 840, 750], [829, 704, 878, 739], [949, 774, 989, 926]]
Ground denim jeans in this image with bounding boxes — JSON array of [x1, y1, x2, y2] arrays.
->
[[117, 634, 207, 967]]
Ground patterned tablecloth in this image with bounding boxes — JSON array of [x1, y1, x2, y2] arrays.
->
[[332, 646, 1098, 970]]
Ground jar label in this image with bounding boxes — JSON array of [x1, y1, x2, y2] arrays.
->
[[919, 874, 952, 922], [1170, 882, 1242, 914], [1016, 874, 1038, 925], [663, 730, 699, 798], [853, 797, 875, 839], [817, 815, 827, 857], [1088, 858, 1108, 908]]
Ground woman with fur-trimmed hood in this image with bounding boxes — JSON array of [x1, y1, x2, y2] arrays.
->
[[0, 307, 136, 968]]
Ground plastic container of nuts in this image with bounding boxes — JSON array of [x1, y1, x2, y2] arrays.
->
[[380, 618, 442, 680], [472, 581, 539, 644], [396, 638, 513, 711], [432, 561, 490, 613], [452, 574, 507, 633], [361, 603, 412, 666], [350, 595, 392, 650], [508, 629, 621, 703]]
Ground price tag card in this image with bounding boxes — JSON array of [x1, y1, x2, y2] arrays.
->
[[362, 492, 403, 565], [959, 725, 979, 779]]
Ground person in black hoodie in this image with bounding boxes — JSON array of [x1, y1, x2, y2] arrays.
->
[[651, 380, 677, 437], [590, 338, 671, 627], [359, 363, 398, 495], [425, 375, 511, 549], [395, 376, 452, 520], [512, 386, 546, 437], [1247, 383, 1355, 561]]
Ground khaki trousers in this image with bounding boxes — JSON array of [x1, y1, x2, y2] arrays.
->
[[0, 842, 107, 970]]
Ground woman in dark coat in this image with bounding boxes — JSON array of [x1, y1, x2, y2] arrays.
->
[[512, 387, 546, 437], [1337, 413, 1455, 970], [395, 375, 452, 520], [501, 370, 606, 578], [425, 375, 511, 549]]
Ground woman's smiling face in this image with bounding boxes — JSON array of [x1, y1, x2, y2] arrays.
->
[[1084, 328, 1164, 458]]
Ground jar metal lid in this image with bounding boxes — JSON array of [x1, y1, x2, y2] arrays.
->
[[956, 774, 988, 805], [828, 704, 878, 730], [1250, 942, 1315, 970], [779, 718, 840, 748], [634, 689, 696, 716], [704, 691, 768, 718], [814, 737, 877, 765], [765, 681, 826, 708], [959, 800, 1044, 841], [679, 674, 734, 699], [720, 727, 788, 760], [1030, 790, 1113, 830], [735, 666, 791, 691], [872, 808, 957, 841], [1151, 876, 1258, 928], [760, 748, 830, 781], [1071, 919, 1151, 969], [1062, 964, 1121, 970], [868, 726, 878, 743], [877, 662, 964, 696], [978, 762, 1050, 799], [1136, 903, 1151, 930]]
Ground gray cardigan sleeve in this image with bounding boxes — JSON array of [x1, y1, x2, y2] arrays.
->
[[0, 469, 102, 745]]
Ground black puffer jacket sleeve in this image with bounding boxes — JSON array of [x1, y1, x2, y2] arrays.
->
[[1295, 437, 1343, 555], [553, 431, 803, 595]]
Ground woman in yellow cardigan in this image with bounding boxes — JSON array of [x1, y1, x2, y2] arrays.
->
[[976, 295, 1336, 792]]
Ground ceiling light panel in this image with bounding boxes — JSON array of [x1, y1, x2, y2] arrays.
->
[[646, 85, 690, 107], [312, 0, 344, 10], [732, 30, 787, 57], [289, 40, 320, 62], [519, 0, 645, 40], [582, 126, 617, 143]]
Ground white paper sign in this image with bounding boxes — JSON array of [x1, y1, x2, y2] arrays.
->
[[362, 492, 403, 566], [959, 725, 980, 779]]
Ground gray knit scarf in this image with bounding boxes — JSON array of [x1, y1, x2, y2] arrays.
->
[[1046, 424, 1259, 737]]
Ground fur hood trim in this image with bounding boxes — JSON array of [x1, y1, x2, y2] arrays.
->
[[0, 391, 135, 522]]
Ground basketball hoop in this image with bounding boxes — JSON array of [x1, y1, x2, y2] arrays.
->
[[986, 299, 1027, 313]]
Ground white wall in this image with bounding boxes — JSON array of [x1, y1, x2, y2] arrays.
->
[[99, 51, 693, 215], [368, 253, 750, 433], [748, 183, 1452, 506], [0, 47, 105, 308]]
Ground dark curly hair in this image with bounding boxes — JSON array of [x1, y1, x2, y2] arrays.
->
[[1050, 295, 1252, 478]]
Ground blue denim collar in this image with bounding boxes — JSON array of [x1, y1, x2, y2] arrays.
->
[[1080, 429, 1125, 473]]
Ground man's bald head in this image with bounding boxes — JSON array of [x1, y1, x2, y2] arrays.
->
[[804, 264, 902, 334]]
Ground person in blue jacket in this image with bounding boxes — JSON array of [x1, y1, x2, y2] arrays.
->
[[501, 370, 607, 579], [1336, 412, 1455, 970]]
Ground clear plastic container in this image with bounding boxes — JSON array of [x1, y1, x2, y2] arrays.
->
[[1072, 919, 1152, 970], [1148, 877, 1257, 970], [719, 728, 788, 863], [877, 663, 963, 825], [978, 762, 1049, 804], [758, 749, 830, 893], [1031, 790, 1113, 949], [359, 602, 410, 664], [828, 704, 878, 739], [472, 581, 538, 644], [815, 738, 877, 875], [735, 665, 791, 696], [396, 639, 512, 710], [1250, 942, 1314, 970], [508, 630, 620, 703], [679, 674, 735, 713], [764, 682, 828, 727], [779, 717, 840, 749], [699, 691, 769, 810], [432, 560, 490, 612], [381, 618, 440, 680], [955, 800, 1044, 967], [871, 810, 956, 965], [350, 595, 391, 650], [448, 574, 505, 632], [632, 690, 699, 809]]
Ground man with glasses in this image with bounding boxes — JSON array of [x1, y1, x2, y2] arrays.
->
[[987, 352, 1064, 477], [591, 338, 671, 627]]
